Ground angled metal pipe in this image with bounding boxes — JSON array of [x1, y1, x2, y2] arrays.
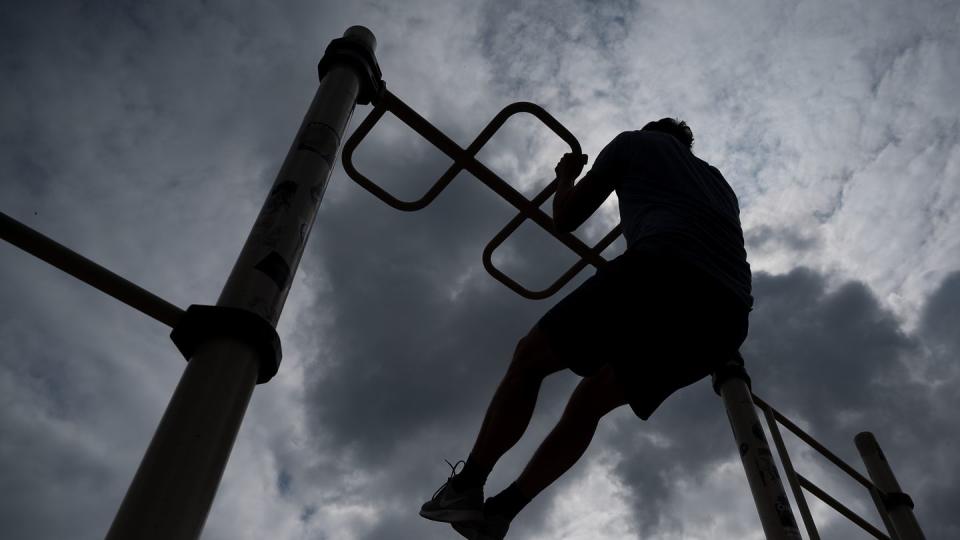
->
[[0, 210, 184, 327]]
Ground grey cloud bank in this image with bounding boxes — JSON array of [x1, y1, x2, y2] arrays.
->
[[2, 0, 958, 539]]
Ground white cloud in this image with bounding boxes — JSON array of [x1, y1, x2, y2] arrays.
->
[[529, 452, 638, 540]]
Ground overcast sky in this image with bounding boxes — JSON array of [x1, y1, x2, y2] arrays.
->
[[1, 1, 959, 539]]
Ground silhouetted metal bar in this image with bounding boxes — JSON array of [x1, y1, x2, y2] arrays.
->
[[867, 486, 900, 540], [868, 484, 903, 540], [481, 178, 622, 299], [856, 432, 926, 540], [759, 402, 820, 540], [341, 86, 619, 299], [0, 211, 184, 327], [382, 93, 588, 251], [797, 474, 890, 540], [105, 26, 379, 540], [753, 394, 873, 489], [715, 364, 802, 540], [382, 90, 606, 267]]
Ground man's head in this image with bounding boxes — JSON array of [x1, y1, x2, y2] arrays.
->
[[642, 117, 694, 149]]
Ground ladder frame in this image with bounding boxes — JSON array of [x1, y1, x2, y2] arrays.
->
[[753, 393, 924, 539]]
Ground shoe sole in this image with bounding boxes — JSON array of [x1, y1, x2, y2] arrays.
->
[[451, 521, 482, 540], [419, 507, 484, 523]]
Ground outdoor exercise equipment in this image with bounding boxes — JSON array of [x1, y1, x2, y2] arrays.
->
[[0, 26, 925, 540]]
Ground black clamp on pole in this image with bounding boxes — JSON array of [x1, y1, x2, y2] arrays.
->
[[881, 490, 915, 511], [712, 353, 751, 395], [317, 28, 383, 105], [170, 305, 282, 384]]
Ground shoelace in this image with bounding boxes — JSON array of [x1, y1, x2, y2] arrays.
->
[[431, 458, 466, 500]]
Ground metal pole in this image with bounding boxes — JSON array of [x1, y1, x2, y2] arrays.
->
[[855, 431, 926, 540], [106, 26, 380, 540], [714, 362, 802, 540], [760, 404, 820, 539]]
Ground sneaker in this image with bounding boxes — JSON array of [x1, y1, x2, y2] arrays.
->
[[419, 460, 484, 523], [451, 511, 511, 540]]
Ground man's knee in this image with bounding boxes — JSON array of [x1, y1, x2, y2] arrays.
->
[[507, 326, 557, 380], [565, 367, 627, 420]]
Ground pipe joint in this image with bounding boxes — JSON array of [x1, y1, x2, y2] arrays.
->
[[170, 305, 282, 384]]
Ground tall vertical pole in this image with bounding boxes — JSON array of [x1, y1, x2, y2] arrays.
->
[[856, 431, 926, 540], [714, 362, 803, 540], [106, 26, 380, 540]]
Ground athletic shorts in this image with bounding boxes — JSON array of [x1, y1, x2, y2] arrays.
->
[[537, 236, 749, 420]]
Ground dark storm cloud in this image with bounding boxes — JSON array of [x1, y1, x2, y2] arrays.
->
[[909, 272, 960, 539], [0, 253, 183, 539], [583, 268, 960, 538], [919, 271, 960, 354]]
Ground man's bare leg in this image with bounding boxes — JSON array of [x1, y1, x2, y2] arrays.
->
[[456, 325, 566, 488], [452, 365, 629, 539], [515, 364, 628, 499]]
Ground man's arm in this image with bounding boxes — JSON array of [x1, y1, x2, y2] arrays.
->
[[552, 137, 620, 232]]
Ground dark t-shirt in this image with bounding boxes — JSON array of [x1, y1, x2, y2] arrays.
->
[[581, 130, 753, 309]]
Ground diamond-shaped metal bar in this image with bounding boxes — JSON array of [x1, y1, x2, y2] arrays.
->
[[342, 85, 621, 299], [483, 202, 622, 299]]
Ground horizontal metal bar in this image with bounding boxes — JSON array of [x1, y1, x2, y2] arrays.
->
[[753, 393, 874, 490], [798, 474, 890, 540], [1, 211, 185, 327]]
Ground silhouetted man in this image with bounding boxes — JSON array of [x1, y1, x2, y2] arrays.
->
[[420, 118, 753, 539]]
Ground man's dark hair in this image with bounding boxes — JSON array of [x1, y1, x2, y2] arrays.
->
[[642, 117, 694, 149]]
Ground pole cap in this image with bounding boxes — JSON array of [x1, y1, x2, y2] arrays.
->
[[318, 26, 383, 105], [344, 25, 377, 53]]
